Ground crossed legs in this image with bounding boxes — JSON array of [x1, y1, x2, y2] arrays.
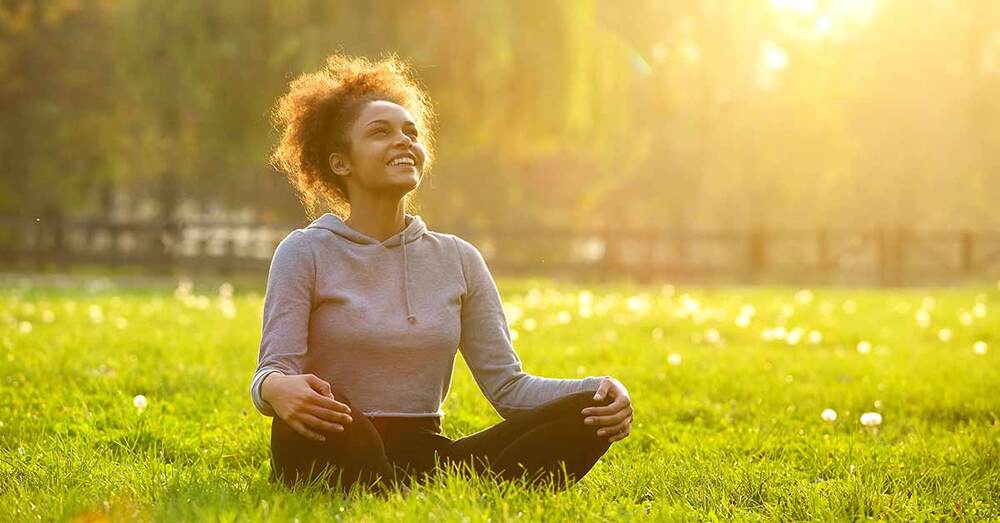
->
[[268, 388, 614, 494]]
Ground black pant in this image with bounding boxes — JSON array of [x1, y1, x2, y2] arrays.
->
[[270, 388, 615, 494]]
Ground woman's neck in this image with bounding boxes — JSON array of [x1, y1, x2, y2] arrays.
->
[[343, 197, 408, 242]]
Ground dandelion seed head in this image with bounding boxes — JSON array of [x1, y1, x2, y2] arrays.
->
[[973, 341, 988, 355], [937, 328, 953, 343], [794, 289, 814, 305], [856, 341, 872, 354], [667, 353, 682, 366], [860, 412, 882, 427], [807, 330, 823, 344], [841, 300, 857, 314], [972, 302, 986, 318], [133, 395, 148, 412], [786, 327, 803, 346], [18, 321, 32, 334], [821, 408, 837, 422], [89, 305, 104, 323]]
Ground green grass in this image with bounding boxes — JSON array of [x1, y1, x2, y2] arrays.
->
[[1, 275, 998, 521]]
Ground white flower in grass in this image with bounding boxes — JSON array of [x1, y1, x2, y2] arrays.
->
[[937, 328, 952, 343], [973, 341, 988, 355], [856, 341, 872, 355], [807, 330, 823, 344], [735, 314, 751, 328], [773, 326, 787, 341], [841, 300, 857, 314], [522, 318, 537, 332], [555, 310, 572, 324], [959, 312, 973, 326], [89, 305, 104, 324], [821, 408, 837, 422], [219, 282, 234, 299], [786, 328, 803, 346], [704, 328, 721, 344], [133, 395, 148, 412], [795, 289, 814, 305], [667, 353, 682, 366], [914, 309, 930, 328], [921, 296, 936, 310], [18, 321, 32, 334], [41, 310, 55, 323], [859, 412, 882, 427], [972, 303, 986, 318]]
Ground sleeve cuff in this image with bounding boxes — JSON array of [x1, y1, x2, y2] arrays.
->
[[250, 369, 282, 417]]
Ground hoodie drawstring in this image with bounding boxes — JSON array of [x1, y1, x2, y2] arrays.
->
[[401, 231, 416, 324]]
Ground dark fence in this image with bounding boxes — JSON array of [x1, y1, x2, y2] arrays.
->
[[2, 216, 999, 286]]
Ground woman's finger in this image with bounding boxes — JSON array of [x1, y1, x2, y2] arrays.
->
[[584, 404, 633, 427], [308, 393, 352, 414], [305, 404, 354, 425], [608, 429, 630, 443], [300, 412, 345, 435], [289, 418, 327, 442], [581, 396, 630, 417], [596, 415, 632, 437]]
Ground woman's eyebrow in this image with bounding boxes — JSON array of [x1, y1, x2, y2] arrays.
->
[[366, 119, 417, 128]]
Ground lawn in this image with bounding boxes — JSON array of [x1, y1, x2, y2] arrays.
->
[[1, 275, 997, 521]]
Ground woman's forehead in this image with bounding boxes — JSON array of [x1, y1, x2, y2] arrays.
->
[[356, 100, 416, 126]]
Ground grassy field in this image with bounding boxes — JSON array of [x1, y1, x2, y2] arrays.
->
[[1, 275, 998, 521]]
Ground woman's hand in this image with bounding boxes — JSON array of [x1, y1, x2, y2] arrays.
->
[[260, 373, 353, 442], [581, 377, 633, 443]]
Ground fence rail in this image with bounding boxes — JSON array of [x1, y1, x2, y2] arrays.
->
[[2, 216, 999, 286]]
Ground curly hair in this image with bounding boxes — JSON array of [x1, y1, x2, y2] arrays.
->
[[269, 52, 437, 220]]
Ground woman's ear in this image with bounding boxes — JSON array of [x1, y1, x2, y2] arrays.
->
[[329, 152, 351, 177]]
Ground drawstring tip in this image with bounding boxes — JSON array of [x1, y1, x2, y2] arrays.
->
[[407, 315, 416, 324]]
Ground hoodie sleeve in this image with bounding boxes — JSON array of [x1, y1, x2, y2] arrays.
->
[[454, 236, 609, 420], [250, 230, 316, 417]]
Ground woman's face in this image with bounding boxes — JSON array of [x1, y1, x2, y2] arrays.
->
[[330, 100, 427, 200]]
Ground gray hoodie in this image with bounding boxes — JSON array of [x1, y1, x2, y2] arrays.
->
[[250, 213, 607, 419]]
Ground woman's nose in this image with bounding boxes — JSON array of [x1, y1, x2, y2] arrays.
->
[[394, 132, 413, 146]]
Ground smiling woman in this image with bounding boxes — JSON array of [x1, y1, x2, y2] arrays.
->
[[268, 53, 437, 222], [254, 53, 634, 496]]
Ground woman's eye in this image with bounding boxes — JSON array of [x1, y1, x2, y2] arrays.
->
[[373, 129, 388, 135]]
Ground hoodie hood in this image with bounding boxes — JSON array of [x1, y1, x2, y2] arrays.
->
[[306, 213, 427, 324], [306, 212, 427, 247]]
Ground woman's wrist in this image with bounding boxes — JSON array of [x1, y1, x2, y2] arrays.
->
[[259, 371, 285, 404]]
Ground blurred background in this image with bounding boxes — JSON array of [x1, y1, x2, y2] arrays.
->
[[2, 0, 999, 285]]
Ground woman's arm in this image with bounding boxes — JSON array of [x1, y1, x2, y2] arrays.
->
[[250, 231, 315, 417], [453, 236, 609, 419]]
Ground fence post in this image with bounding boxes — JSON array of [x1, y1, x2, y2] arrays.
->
[[747, 228, 767, 284], [877, 228, 904, 287], [816, 227, 830, 279], [960, 229, 975, 275]]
